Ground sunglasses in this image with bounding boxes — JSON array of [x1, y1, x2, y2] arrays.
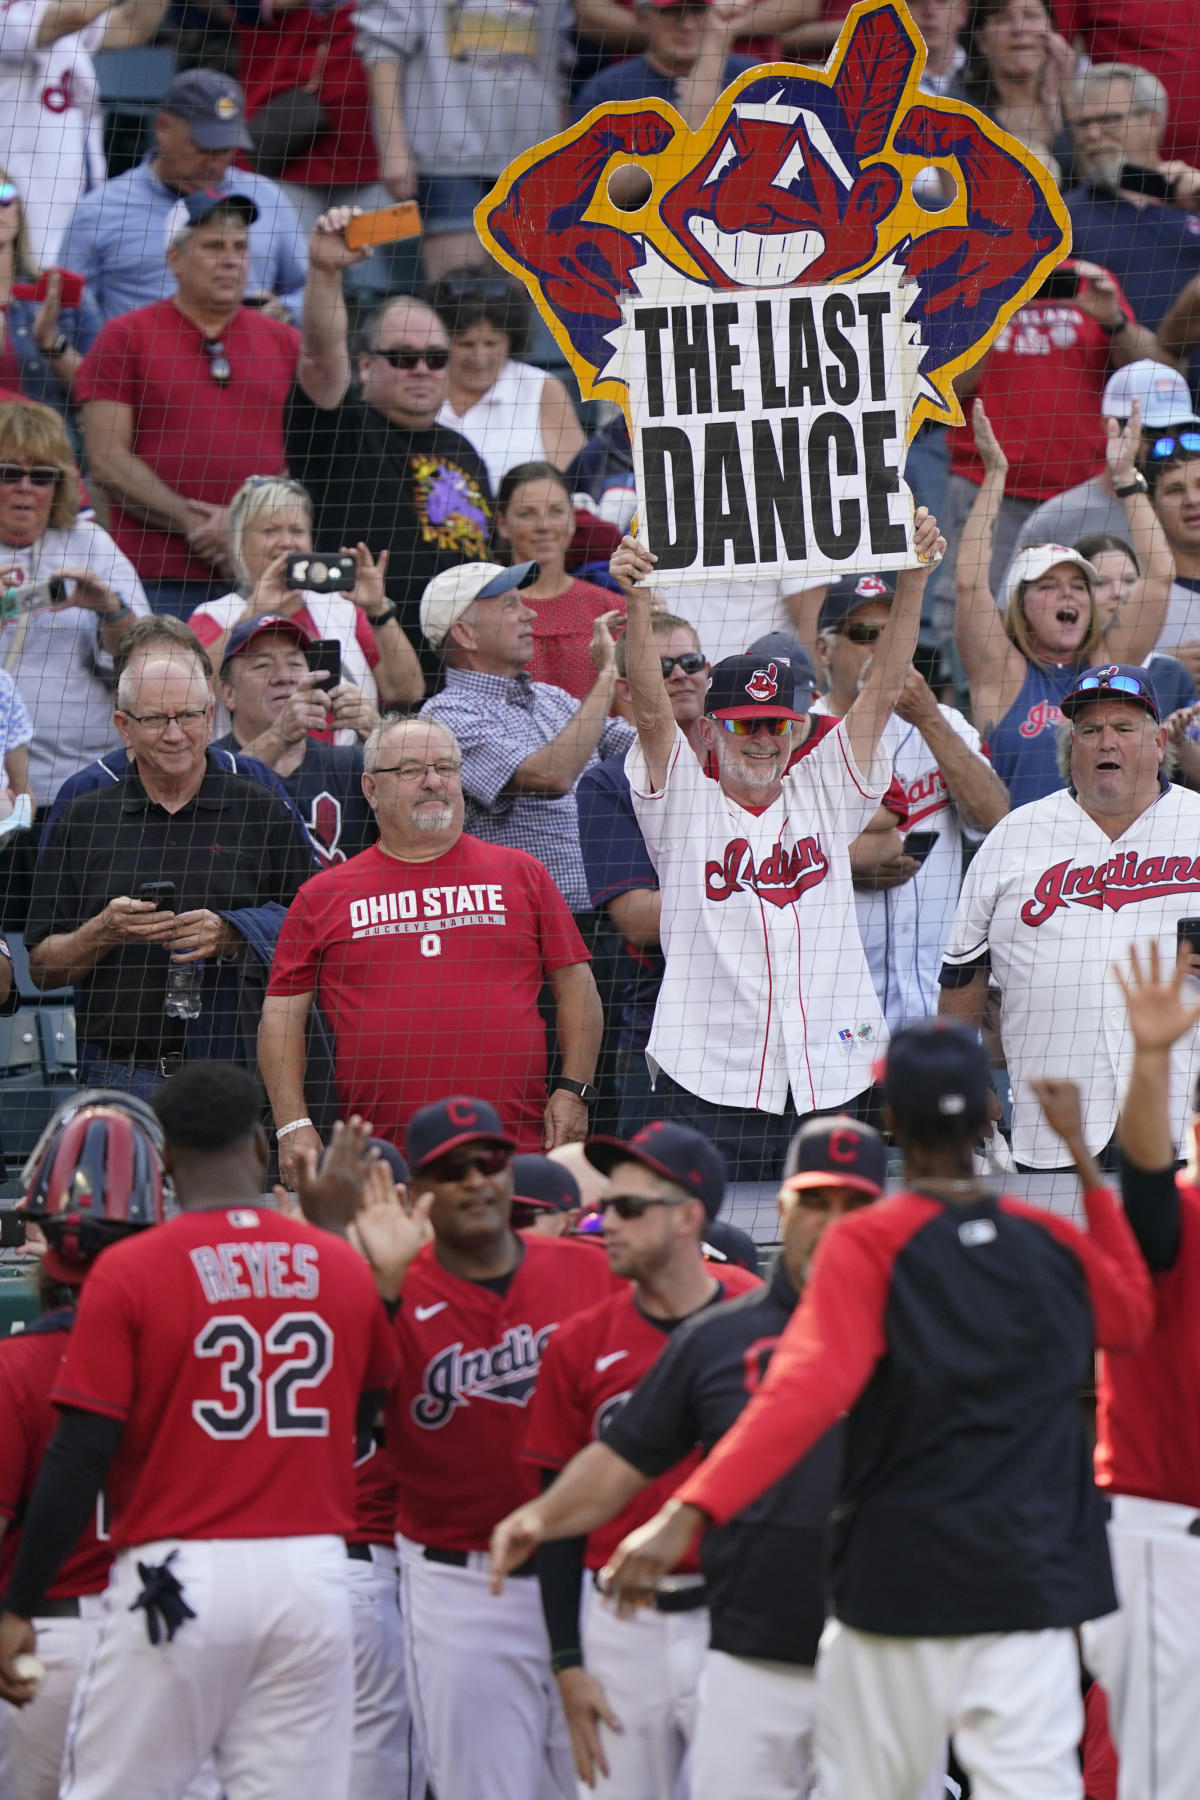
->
[[441, 273, 517, 302], [0, 184, 17, 206], [601, 1193, 692, 1220], [1070, 674, 1152, 702], [718, 716, 792, 736], [372, 346, 451, 372], [202, 338, 231, 386], [0, 464, 62, 487], [840, 621, 886, 644], [1146, 431, 1200, 461], [660, 652, 707, 677], [425, 1144, 510, 1183]]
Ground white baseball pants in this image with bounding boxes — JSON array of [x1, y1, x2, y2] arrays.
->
[[580, 1583, 708, 1799], [1081, 1493, 1200, 1800], [815, 1618, 1084, 1800], [347, 1544, 427, 1800], [691, 1648, 817, 1800], [59, 1537, 354, 1800]]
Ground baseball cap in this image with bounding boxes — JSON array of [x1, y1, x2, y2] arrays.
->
[[882, 1019, 991, 1123], [164, 187, 258, 254], [703, 654, 809, 724], [744, 631, 818, 700], [585, 1120, 727, 1220], [511, 1154, 581, 1214], [420, 561, 540, 649], [781, 1115, 887, 1200], [998, 544, 1098, 611], [368, 1138, 410, 1185], [817, 572, 896, 633], [162, 69, 253, 150], [406, 1096, 516, 1172], [1101, 359, 1194, 430], [221, 613, 313, 667], [1061, 662, 1161, 723]]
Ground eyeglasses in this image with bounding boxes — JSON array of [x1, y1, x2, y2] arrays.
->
[[0, 464, 62, 487], [120, 708, 210, 732], [0, 184, 17, 207], [425, 1145, 511, 1183], [841, 621, 886, 644], [1146, 432, 1200, 461], [718, 716, 792, 736], [202, 338, 231, 386], [371, 346, 451, 372], [601, 1193, 692, 1220], [660, 652, 707, 677], [372, 761, 462, 781], [1071, 108, 1152, 132]]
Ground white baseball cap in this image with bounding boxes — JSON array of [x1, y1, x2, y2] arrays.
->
[[999, 544, 1099, 611], [420, 561, 540, 648], [1101, 359, 1194, 429]]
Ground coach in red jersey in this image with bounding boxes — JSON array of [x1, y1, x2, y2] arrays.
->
[[260, 712, 603, 1186]]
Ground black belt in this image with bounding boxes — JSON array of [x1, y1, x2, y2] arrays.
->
[[593, 1571, 708, 1614], [91, 1050, 187, 1078], [37, 1596, 81, 1617], [345, 1542, 373, 1562], [422, 1546, 537, 1577]]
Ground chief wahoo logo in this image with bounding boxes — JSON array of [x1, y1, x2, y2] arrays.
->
[[746, 663, 780, 702]]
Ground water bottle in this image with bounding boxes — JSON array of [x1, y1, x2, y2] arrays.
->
[[164, 959, 204, 1022]]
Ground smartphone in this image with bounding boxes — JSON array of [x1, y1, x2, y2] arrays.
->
[[901, 830, 939, 865], [0, 1210, 27, 1249], [286, 552, 355, 595], [1116, 164, 1173, 200], [1037, 266, 1080, 301], [137, 880, 177, 914], [345, 202, 422, 249], [1177, 917, 1200, 957], [305, 639, 343, 689], [10, 267, 87, 309], [242, 293, 273, 310]]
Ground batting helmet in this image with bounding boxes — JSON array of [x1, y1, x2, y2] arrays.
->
[[19, 1091, 167, 1283]]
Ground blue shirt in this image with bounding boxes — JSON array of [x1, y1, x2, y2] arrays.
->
[[57, 158, 308, 324], [571, 53, 755, 124], [985, 661, 1075, 810], [1064, 181, 1200, 396], [577, 748, 664, 1053]]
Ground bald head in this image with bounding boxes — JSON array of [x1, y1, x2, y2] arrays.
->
[[358, 298, 450, 428]]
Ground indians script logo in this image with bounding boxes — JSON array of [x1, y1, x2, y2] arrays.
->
[[706, 835, 829, 905], [412, 1325, 558, 1428], [1019, 700, 1065, 740], [746, 662, 780, 702], [476, 0, 1068, 421], [1020, 852, 1200, 926]]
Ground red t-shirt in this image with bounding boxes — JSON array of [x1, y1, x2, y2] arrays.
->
[[51, 1209, 397, 1549], [388, 1235, 618, 1549], [266, 837, 590, 1149], [948, 264, 1135, 499], [526, 580, 624, 702], [1055, 1, 1200, 167], [74, 300, 301, 581], [524, 1273, 761, 1570], [234, 2, 378, 189], [0, 1312, 111, 1599]]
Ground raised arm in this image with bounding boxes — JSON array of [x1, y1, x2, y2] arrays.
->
[[609, 535, 676, 791], [954, 401, 1025, 719], [843, 507, 944, 773], [490, 1443, 649, 1590], [1100, 401, 1176, 664], [297, 210, 370, 410]]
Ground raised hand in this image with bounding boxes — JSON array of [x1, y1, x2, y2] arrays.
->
[[971, 399, 1009, 477], [1114, 940, 1200, 1053]]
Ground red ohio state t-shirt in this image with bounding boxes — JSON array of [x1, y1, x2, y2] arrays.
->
[[267, 837, 590, 1149], [52, 1209, 397, 1549]]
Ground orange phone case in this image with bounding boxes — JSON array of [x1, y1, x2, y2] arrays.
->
[[345, 202, 423, 248]]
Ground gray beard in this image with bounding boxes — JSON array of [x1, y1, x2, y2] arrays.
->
[[411, 802, 454, 833]]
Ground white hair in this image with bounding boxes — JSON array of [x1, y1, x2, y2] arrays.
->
[[116, 655, 211, 713], [1071, 62, 1169, 124], [363, 713, 461, 774], [226, 475, 313, 586]]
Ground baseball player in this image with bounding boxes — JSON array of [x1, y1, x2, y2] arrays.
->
[[0, 1064, 397, 1800], [1078, 943, 1200, 1800], [519, 1121, 759, 1796], [601, 1020, 1155, 1800]]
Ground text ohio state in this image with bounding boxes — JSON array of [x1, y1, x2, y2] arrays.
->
[[349, 884, 507, 937]]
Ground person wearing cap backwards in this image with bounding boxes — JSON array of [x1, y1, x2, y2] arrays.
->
[[955, 397, 1173, 807], [74, 190, 303, 619], [599, 1019, 1154, 1800], [608, 511, 945, 1183], [812, 570, 1008, 1030], [940, 661, 1200, 1171], [58, 67, 308, 324], [418, 559, 632, 912]]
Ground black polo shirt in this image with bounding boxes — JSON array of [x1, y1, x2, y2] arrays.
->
[[26, 753, 315, 1060]]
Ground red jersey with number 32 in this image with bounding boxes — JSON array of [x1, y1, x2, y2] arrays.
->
[[524, 1274, 760, 1570], [52, 1209, 397, 1550]]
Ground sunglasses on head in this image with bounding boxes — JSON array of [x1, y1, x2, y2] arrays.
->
[[660, 651, 707, 677], [0, 184, 18, 207], [1146, 431, 1200, 461], [372, 346, 451, 372], [0, 464, 62, 487], [601, 1193, 692, 1220], [1071, 673, 1151, 701], [202, 337, 231, 386], [425, 1144, 511, 1183], [718, 716, 792, 736], [840, 620, 886, 643]]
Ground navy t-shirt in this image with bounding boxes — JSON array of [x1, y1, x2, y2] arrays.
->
[[1065, 182, 1200, 395], [576, 748, 663, 1055], [213, 734, 376, 867], [571, 52, 755, 124]]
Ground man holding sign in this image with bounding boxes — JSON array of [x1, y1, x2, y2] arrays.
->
[[609, 510, 945, 1179]]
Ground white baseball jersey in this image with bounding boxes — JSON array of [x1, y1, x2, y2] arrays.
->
[[627, 719, 890, 1114], [0, 0, 105, 265], [941, 782, 1200, 1167]]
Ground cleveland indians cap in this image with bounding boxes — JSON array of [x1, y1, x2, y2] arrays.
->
[[368, 1137, 410, 1185], [406, 1096, 516, 1171], [163, 188, 258, 253], [510, 1154, 581, 1214], [744, 631, 818, 700], [1061, 662, 1161, 723], [881, 1020, 991, 1121], [420, 561, 540, 648], [585, 1120, 728, 1220], [162, 69, 253, 150], [997, 544, 1098, 611], [703, 654, 809, 723], [817, 571, 896, 633], [1101, 358, 1194, 430], [781, 1115, 887, 1199], [221, 613, 313, 667]]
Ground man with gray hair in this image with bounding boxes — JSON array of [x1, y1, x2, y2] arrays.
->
[[260, 712, 602, 1185]]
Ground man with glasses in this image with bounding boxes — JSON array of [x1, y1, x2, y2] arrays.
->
[[260, 713, 602, 1187], [25, 655, 315, 1096]]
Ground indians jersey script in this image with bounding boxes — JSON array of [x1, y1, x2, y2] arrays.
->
[[386, 1236, 616, 1551], [52, 1210, 397, 1549], [0, 0, 105, 263], [523, 1275, 759, 1570], [628, 720, 890, 1113], [942, 783, 1200, 1167]]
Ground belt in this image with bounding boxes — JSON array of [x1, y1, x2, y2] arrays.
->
[[593, 1570, 708, 1614], [345, 1542, 373, 1562], [1102, 1496, 1200, 1534], [84, 1047, 187, 1078], [422, 1546, 537, 1577], [37, 1596, 81, 1617]]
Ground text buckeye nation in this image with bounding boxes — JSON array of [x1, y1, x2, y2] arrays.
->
[[618, 270, 923, 586]]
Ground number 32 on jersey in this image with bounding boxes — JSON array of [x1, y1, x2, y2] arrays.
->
[[192, 1312, 334, 1440]]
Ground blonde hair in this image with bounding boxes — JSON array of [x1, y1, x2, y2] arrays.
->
[[227, 475, 312, 585], [1002, 567, 1104, 669], [0, 400, 79, 531], [0, 166, 38, 280]]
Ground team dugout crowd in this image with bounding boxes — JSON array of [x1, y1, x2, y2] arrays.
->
[[0, 0, 1199, 1796]]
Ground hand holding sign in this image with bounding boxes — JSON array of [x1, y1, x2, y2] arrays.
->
[[610, 537, 657, 595]]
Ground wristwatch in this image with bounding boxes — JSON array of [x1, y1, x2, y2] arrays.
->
[[551, 1078, 600, 1103], [367, 606, 401, 630], [100, 596, 134, 621], [1097, 315, 1129, 337], [45, 334, 69, 361], [1114, 472, 1149, 498]]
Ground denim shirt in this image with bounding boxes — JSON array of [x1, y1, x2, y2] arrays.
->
[[2, 290, 102, 430]]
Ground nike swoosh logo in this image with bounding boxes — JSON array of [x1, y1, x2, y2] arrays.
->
[[414, 1302, 448, 1321], [594, 1350, 628, 1372]]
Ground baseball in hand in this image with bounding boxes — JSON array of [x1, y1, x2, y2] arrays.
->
[[13, 1653, 45, 1685]]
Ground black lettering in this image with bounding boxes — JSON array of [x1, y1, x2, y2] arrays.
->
[[711, 303, 744, 413], [702, 423, 755, 568], [822, 293, 859, 405], [807, 413, 860, 559], [642, 427, 698, 570], [751, 418, 807, 561], [670, 306, 713, 416], [756, 300, 787, 409], [634, 307, 670, 418], [787, 298, 826, 407], [857, 292, 891, 402], [862, 410, 907, 553]]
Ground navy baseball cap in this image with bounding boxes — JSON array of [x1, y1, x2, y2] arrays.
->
[[585, 1121, 727, 1220], [162, 69, 253, 150], [703, 654, 809, 724], [1061, 663, 1161, 723], [781, 1115, 886, 1200], [221, 613, 313, 667], [368, 1137, 409, 1185], [511, 1154, 581, 1214], [744, 632, 818, 700], [817, 572, 896, 633], [881, 1020, 990, 1122], [406, 1096, 516, 1171], [164, 188, 258, 253]]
